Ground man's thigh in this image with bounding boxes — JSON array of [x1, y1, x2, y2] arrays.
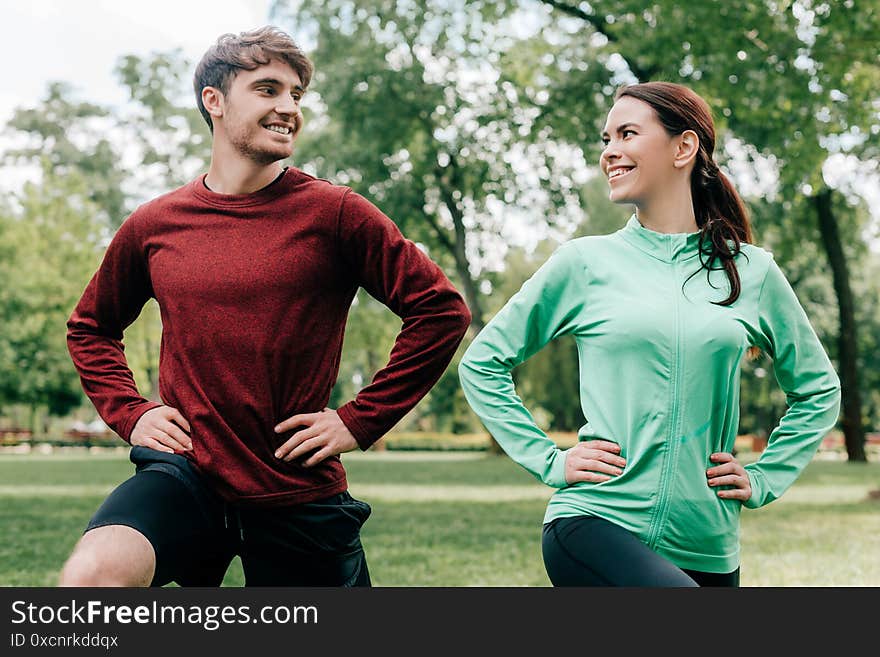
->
[[86, 448, 234, 586], [61, 523, 156, 587], [238, 491, 372, 586]]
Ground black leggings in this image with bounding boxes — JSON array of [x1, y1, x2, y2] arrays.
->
[[542, 516, 739, 587]]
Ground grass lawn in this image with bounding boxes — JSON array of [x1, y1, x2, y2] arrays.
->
[[0, 448, 877, 586]]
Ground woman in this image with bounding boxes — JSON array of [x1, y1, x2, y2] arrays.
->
[[458, 82, 841, 587]]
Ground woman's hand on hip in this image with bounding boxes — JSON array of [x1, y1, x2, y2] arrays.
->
[[564, 439, 626, 484], [706, 452, 752, 501]]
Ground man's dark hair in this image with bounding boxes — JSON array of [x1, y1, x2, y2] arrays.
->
[[193, 25, 313, 132]]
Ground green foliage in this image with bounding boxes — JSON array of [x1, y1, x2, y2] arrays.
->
[[2, 3, 878, 438], [510, 0, 880, 438], [0, 50, 212, 421], [4, 83, 128, 227], [412, 362, 477, 433], [853, 247, 880, 431], [0, 172, 107, 420], [272, 0, 593, 327], [330, 289, 400, 408], [114, 50, 212, 192], [531, 0, 880, 184]]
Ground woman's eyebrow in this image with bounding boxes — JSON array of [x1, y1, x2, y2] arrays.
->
[[601, 122, 641, 138]]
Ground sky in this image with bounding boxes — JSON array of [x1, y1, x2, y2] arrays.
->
[[1, 0, 275, 124]]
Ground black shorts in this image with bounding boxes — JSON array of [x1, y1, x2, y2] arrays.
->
[[85, 446, 372, 587]]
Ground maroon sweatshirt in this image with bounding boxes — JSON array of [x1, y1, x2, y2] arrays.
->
[[67, 167, 471, 507]]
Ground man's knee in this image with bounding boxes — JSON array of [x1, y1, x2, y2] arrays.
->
[[58, 525, 156, 587]]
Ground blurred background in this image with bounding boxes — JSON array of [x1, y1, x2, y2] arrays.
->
[[1, 0, 879, 587], [1, 0, 878, 459]]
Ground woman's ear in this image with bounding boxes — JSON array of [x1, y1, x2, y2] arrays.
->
[[674, 130, 700, 169]]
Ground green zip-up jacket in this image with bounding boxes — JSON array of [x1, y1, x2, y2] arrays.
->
[[459, 216, 841, 573]]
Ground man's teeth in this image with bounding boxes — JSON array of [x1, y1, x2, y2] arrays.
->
[[266, 125, 290, 134]]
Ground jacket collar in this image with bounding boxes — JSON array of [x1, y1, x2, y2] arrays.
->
[[618, 215, 703, 263]]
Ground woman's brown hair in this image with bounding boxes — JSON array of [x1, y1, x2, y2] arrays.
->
[[615, 82, 752, 306]]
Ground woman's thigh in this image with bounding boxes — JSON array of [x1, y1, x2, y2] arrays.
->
[[542, 515, 699, 587]]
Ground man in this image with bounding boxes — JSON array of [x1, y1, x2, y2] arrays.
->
[[60, 26, 471, 587]]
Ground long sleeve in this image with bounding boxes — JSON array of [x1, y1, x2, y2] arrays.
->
[[334, 191, 471, 449], [743, 256, 842, 509], [458, 243, 583, 488], [66, 215, 163, 442]]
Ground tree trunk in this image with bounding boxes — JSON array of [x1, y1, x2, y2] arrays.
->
[[29, 404, 39, 442], [437, 174, 503, 454], [437, 186, 486, 335], [814, 189, 866, 462]]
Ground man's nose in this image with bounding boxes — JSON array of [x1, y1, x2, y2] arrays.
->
[[275, 95, 298, 116]]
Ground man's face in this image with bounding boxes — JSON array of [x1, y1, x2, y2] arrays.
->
[[216, 59, 304, 165]]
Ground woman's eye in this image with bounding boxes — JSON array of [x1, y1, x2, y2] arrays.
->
[[622, 130, 635, 138]]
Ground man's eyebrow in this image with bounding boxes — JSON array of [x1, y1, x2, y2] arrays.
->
[[601, 122, 641, 137], [251, 78, 305, 92]]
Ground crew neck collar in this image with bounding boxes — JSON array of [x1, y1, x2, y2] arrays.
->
[[191, 166, 300, 208]]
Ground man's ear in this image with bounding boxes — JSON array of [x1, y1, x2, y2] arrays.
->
[[674, 130, 699, 169], [201, 86, 224, 120]]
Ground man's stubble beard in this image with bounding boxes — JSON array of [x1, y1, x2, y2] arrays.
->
[[230, 128, 294, 166], [224, 103, 296, 166]]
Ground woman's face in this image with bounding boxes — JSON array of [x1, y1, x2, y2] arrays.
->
[[600, 96, 682, 207]]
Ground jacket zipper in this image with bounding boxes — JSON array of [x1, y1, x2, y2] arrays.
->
[[647, 254, 685, 548]]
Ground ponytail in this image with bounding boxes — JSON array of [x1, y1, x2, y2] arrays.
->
[[692, 159, 752, 306]]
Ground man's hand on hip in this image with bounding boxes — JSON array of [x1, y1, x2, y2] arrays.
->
[[274, 408, 359, 466], [130, 406, 192, 453]]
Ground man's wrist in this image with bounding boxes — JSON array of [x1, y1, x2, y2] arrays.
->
[[335, 404, 372, 450]]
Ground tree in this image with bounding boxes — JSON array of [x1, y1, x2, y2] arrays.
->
[[0, 172, 108, 433], [532, 0, 880, 461], [4, 82, 128, 229], [271, 0, 608, 452], [2, 51, 212, 419], [114, 50, 212, 196], [271, 0, 592, 334]]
